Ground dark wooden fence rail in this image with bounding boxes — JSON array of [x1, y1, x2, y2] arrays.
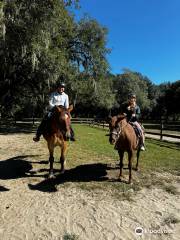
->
[[1, 117, 180, 141], [73, 118, 180, 141]]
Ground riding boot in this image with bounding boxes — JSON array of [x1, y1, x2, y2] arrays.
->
[[70, 126, 75, 141], [33, 115, 48, 142], [139, 135, 145, 151]]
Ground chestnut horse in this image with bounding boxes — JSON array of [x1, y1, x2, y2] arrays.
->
[[43, 105, 73, 178], [108, 114, 141, 184]]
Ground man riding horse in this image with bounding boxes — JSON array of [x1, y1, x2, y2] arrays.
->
[[33, 82, 75, 142]]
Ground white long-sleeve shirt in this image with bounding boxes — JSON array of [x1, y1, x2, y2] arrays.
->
[[49, 91, 69, 109]]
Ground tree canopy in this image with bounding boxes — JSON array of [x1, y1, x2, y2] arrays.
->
[[0, 0, 179, 120], [0, 0, 113, 117]]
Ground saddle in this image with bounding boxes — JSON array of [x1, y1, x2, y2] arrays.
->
[[129, 122, 141, 138]]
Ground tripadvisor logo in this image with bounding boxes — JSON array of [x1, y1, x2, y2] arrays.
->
[[135, 227, 143, 235], [135, 226, 173, 235]]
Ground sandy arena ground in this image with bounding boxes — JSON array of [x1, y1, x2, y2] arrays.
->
[[0, 133, 180, 240]]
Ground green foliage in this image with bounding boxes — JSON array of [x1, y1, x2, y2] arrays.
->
[[76, 16, 110, 74], [0, 0, 112, 118], [153, 81, 180, 120], [113, 69, 150, 112], [0, 0, 179, 119]]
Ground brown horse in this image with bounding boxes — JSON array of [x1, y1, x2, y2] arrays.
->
[[43, 105, 73, 178], [108, 114, 141, 184]]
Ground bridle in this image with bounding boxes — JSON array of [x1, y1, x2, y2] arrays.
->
[[110, 128, 121, 139], [110, 120, 129, 141]]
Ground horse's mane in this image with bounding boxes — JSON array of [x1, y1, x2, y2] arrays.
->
[[52, 105, 66, 113], [117, 113, 127, 121]]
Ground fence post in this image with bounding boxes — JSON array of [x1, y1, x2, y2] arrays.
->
[[32, 115, 35, 126], [160, 119, 163, 140]]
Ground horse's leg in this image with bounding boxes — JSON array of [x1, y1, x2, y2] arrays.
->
[[128, 151, 133, 184], [60, 141, 67, 173], [118, 150, 124, 181], [135, 147, 140, 171], [48, 143, 55, 178]]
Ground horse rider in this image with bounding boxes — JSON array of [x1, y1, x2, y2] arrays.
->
[[121, 93, 145, 151], [33, 82, 75, 142]]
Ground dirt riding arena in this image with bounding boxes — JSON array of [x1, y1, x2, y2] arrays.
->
[[0, 128, 180, 240]]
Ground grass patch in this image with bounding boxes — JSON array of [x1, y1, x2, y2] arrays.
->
[[141, 139, 180, 172], [68, 125, 180, 172], [63, 233, 79, 240], [66, 125, 180, 196], [1, 123, 179, 198]]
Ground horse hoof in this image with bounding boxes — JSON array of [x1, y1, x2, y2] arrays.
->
[[48, 173, 55, 179]]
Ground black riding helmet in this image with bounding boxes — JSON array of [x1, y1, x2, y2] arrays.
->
[[57, 82, 66, 88], [128, 93, 136, 99], [56, 75, 66, 88]]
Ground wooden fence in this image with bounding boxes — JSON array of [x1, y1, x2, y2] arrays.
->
[[1, 117, 180, 141], [72, 118, 180, 141]]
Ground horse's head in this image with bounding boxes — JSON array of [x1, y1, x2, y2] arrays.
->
[[53, 105, 66, 121], [52, 105, 73, 139], [108, 114, 127, 145]]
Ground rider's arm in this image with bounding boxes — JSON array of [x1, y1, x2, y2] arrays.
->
[[134, 105, 141, 121], [49, 93, 55, 109], [64, 94, 69, 109]]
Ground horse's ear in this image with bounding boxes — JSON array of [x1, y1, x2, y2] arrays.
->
[[68, 104, 73, 112]]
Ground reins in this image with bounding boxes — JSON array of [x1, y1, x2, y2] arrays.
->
[[111, 120, 129, 139]]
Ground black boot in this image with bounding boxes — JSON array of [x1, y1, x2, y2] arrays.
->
[[33, 116, 48, 142], [70, 126, 76, 141]]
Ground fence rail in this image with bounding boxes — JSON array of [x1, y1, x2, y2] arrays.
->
[[1, 117, 180, 141], [71, 118, 180, 141]]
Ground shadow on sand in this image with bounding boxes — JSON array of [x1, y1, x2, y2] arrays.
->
[[0, 185, 10, 192], [0, 155, 121, 193], [0, 155, 34, 180], [28, 163, 109, 192]]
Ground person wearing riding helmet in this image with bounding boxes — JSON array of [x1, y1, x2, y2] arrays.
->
[[33, 82, 75, 142], [121, 93, 145, 151]]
